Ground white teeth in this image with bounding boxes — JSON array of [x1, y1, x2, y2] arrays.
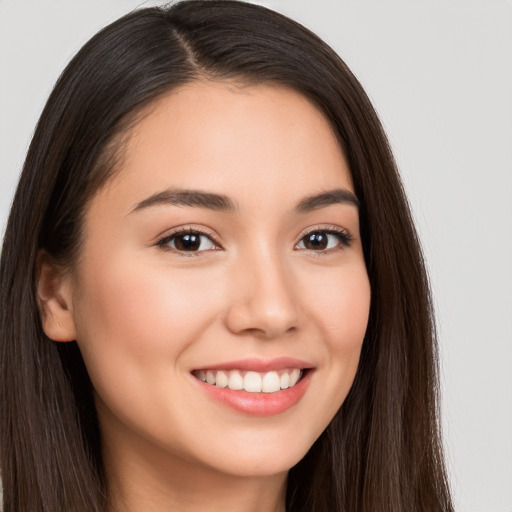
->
[[262, 371, 281, 393], [195, 368, 305, 393], [289, 368, 301, 387], [228, 370, 244, 390], [216, 370, 228, 388], [244, 371, 262, 392]]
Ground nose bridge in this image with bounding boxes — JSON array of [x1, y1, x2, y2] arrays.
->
[[225, 237, 299, 338]]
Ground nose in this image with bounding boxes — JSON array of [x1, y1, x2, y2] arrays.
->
[[224, 247, 300, 340]]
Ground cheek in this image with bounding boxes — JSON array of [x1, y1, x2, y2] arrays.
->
[[72, 252, 221, 381], [70, 252, 229, 448], [300, 258, 370, 405], [304, 261, 371, 353]]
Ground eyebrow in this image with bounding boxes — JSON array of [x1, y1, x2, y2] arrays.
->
[[129, 187, 359, 214], [295, 188, 359, 212], [130, 189, 237, 213]]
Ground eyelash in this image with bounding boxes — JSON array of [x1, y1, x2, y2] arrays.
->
[[156, 225, 353, 257], [156, 226, 219, 256], [296, 226, 353, 255]]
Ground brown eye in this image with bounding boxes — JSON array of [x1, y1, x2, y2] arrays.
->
[[160, 231, 216, 252], [296, 229, 352, 252], [302, 232, 330, 250]]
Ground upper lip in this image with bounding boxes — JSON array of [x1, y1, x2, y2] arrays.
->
[[193, 357, 314, 373]]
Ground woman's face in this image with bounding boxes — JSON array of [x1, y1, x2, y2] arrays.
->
[[66, 82, 370, 478]]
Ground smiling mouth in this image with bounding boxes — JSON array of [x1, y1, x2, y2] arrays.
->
[[191, 368, 306, 393]]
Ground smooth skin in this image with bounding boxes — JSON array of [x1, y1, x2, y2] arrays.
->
[[38, 82, 371, 512]]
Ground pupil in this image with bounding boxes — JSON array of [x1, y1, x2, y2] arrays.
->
[[176, 234, 200, 251], [306, 232, 327, 250]]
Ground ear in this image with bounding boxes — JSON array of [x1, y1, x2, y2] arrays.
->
[[36, 251, 77, 342]]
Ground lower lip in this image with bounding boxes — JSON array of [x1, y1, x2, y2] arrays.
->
[[193, 370, 313, 416]]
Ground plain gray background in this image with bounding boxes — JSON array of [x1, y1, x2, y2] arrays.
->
[[1, 1, 511, 510]]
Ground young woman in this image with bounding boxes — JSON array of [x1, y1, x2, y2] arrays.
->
[[0, 1, 454, 511]]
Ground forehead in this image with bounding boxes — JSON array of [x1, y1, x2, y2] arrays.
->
[[96, 81, 353, 215]]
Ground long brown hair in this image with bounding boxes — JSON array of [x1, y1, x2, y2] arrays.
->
[[0, 1, 453, 510]]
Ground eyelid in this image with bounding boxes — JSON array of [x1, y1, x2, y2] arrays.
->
[[295, 224, 354, 253], [155, 223, 353, 257], [156, 225, 223, 255]]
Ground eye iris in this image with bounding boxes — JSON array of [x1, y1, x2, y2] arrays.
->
[[175, 233, 201, 251], [305, 232, 328, 250]]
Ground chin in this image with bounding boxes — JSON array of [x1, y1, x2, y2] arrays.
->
[[198, 435, 316, 478]]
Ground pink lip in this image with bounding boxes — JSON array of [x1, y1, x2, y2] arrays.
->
[[193, 357, 314, 372], [192, 368, 314, 416]]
